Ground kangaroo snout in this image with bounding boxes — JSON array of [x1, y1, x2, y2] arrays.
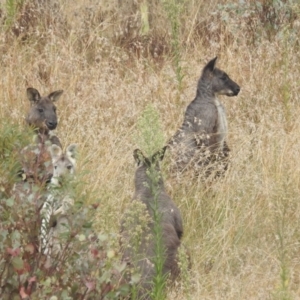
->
[[232, 84, 240, 96], [46, 120, 57, 130], [226, 80, 240, 97]]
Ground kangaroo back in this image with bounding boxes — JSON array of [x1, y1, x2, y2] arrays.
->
[[121, 147, 183, 299]]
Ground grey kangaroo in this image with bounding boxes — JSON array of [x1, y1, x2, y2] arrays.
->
[[40, 143, 77, 267], [26, 87, 63, 147], [19, 88, 64, 183], [11, 146, 76, 274], [121, 147, 183, 299], [169, 57, 240, 177]]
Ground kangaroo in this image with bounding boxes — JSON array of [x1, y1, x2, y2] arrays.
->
[[11, 143, 77, 269], [121, 147, 183, 299], [168, 57, 240, 177], [18, 88, 64, 184], [40, 144, 77, 266], [26, 87, 63, 147]]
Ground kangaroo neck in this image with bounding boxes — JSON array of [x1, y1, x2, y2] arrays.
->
[[36, 132, 51, 144], [196, 78, 215, 101], [135, 170, 165, 196]]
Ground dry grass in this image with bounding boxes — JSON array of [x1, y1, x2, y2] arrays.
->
[[1, 0, 300, 299]]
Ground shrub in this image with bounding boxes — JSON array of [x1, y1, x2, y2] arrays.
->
[[0, 120, 130, 299]]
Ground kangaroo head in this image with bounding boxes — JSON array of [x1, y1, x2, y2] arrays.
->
[[26, 88, 63, 132], [49, 144, 77, 185], [133, 146, 167, 194], [202, 57, 240, 97], [133, 146, 167, 169]]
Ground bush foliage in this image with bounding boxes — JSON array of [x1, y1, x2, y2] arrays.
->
[[0, 122, 130, 299]]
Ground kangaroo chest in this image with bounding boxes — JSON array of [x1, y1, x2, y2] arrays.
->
[[214, 98, 228, 148]]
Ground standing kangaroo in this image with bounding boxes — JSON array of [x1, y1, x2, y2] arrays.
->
[[19, 88, 64, 183], [121, 147, 183, 299], [26, 87, 63, 147], [40, 144, 77, 266], [169, 57, 240, 177]]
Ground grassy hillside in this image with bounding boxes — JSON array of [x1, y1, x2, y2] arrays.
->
[[1, 0, 300, 298]]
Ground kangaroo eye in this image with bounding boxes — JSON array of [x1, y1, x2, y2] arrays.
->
[[54, 165, 57, 170], [221, 74, 228, 80], [38, 108, 44, 113], [67, 165, 72, 170]]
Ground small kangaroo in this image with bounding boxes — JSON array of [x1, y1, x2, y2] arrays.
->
[[40, 144, 77, 265], [121, 147, 183, 299], [18, 88, 64, 183], [169, 57, 240, 177], [26, 87, 63, 147]]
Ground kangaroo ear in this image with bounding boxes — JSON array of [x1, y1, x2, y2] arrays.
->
[[50, 144, 63, 161], [66, 144, 77, 165], [203, 57, 218, 73], [27, 88, 41, 103], [151, 146, 167, 163], [48, 90, 64, 102], [133, 149, 145, 166]]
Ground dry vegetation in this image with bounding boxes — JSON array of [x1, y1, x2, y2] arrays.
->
[[1, 0, 300, 299]]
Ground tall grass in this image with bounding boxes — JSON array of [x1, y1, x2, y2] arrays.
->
[[135, 104, 168, 299], [1, 0, 300, 298], [163, 0, 185, 89], [149, 163, 168, 300]]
